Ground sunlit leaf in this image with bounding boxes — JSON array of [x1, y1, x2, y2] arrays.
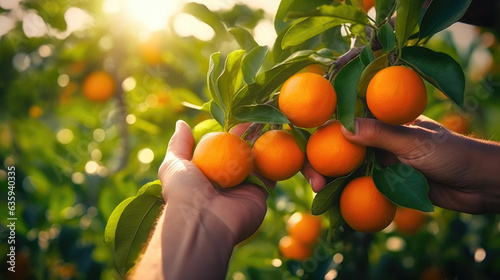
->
[[282, 17, 344, 49], [233, 104, 290, 124], [104, 197, 135, 244], [210, 101, 226, 128], [207, 52, 223, 107], [217, 49, 246, 110], [115, 195, 164, 276], [400, 46, 464, 107], [229, 27, 259, 51], [193, 119, 223, 144], [136, 180, 162, 197], [373, 163, 434, 212], [242, 46, 268, 84], [183, 2, 226, 35]]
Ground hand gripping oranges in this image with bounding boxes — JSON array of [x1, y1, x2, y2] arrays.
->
[[252, 130, 305, 181], [192, 132, 253, 188], [366, 66, 427, 125], [279, 72, 337, 128], [306, 120, 366, 177]]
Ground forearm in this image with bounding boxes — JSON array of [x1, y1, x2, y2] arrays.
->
[[130, 202, 236, 279]]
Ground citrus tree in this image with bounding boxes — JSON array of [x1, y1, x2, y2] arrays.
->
[[2, 0, 500, 279]]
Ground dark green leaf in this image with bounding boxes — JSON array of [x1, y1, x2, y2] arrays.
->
[[274, 0, 294, 34], [183, 2, 226, 35], [217, 50, 246, 110], [244, 175, 276, 199], [360, 46, 375, 66], [136, 180, 162, 198], [334, 56, 364, 133], [378, 23, 396, 53], [290, 126, 310, 153], [104, 197, 135, 244], [419, 0, 472, 40], [373, 163, 434, 212], [375, 0, 397, 24], [400, 46, 464, 106], [327, 205, 345, 237], [207, 52, 222, 107], [394, 0, 425, 49], [356, 54, 388, 98], [311, 177, 347, 215], [233, 104, 290, 124], [229, 27, 259, 51], [242, 46, 268, 84], [321, 25, 350, 56], [115, 195, 164, 275], [282, 17, 344, 49], [210, 101, 226, 128]]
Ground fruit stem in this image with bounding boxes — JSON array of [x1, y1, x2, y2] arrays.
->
[[241, 123, 265, 145]]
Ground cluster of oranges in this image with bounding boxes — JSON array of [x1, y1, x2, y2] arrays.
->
[[193, 64, 429, 233], [278, 212, 322, 261]]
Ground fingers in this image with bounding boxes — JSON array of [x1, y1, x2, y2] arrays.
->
[[301, 160, 327, 192], [340, 117, 427, 156], [165, 120, 195, 161]]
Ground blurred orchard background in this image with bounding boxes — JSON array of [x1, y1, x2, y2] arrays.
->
[[1, 0, 500, 279]]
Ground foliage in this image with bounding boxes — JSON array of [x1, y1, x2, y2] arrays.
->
[[1, 0, 500, 279]]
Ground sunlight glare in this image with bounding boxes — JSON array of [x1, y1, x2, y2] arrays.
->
[[122, 0, 179, 31]]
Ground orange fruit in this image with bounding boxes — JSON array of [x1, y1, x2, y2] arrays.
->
[[139, 33, 163, 65], [393, 207, 427, 235], [278, 235, 312, 261], [301, 64, 326, 75], [366, 66, 427, 125], [340, 176, 396, 232], [306, 120, 366, 177], [192, 132, 253, 188], [439, 112, 469, 134], [420, 266, 446, 280], [252, 130, 305, 181], [363, 0, 375, 12], [286, 212, 322, 244], [279, 72, 337, 128], [29, 105, 43, 118], [82, 70, 116, 102]]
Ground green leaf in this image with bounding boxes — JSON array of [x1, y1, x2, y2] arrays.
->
[[373, 163, 434, 212], [394, 0, 425, 49], [210, 101, 226, 128], [104, 197, 135, 244], [321, 25, 350, 56], [207, 52, 222, 106], [375, 0, 397, 24], [242, 46, 268, 84], [233, 104, 290, 124], [182, 2, 226, 35], [334, 56, 364, 133], [115, 195, 164, 276], [311, 177, 347, 215], [275, 0, 294, 34], [419, 0, 472, 40], [328, 205, 345, 233], [244, 175, 276, 199], [290, 126, 310, 153], [400, 46, 464, 107], [282, 17, 344, 49], [360, 46, 375, 66], [378, 23, 396, 53], [356, 54, 388, 98], [136, 180, 162, 198], [229, 27, 259, 51], [217, 50, 246, 110], [286, 0, 336, 19], [287, 2, 369, 26], [193, 119, 223, 144]]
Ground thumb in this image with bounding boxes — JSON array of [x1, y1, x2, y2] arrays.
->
[[165, 120, 195, 161], [340, 118, 420, 155]]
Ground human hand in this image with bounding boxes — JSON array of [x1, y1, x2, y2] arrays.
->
[[303, 115, 500, 214], [158, 120, 275, 244]]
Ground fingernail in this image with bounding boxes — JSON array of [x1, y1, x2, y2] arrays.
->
[[175, 120, 183, 131], [308, 178, 314, 187]]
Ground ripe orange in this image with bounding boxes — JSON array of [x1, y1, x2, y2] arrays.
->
[[301, 64, 326, 75], [363, 0, 375, 12], [278, 235, 312, 261], [192, 132, 253, 188], [252, 130, 305, 181], [279, 72, 337, 128], [340, 176, 396, 232], [439, 112, 469, 134], [366, 66, 427, 125], [286, 212, 322, 244], [139, 33, 163, 65], [82, 70, 116, 102], [306, 120, 366, 177], [393, 207, 427, 235]]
